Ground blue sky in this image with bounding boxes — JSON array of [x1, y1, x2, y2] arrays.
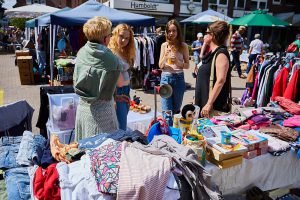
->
[[2, 0, 16, 9]]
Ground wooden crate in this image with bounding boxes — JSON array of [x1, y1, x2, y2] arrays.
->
[[205, 145, 243, 161], [17, 56, 34, 85], [15, 50, 30, 58], [206, 154, 243, 169]]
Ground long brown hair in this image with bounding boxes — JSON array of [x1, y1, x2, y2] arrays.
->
[[108, 24, 135, 66], [165, 19, 184, 52]]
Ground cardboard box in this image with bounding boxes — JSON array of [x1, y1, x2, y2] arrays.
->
[[19, 73, 34, 85], [17, 56, 34, 85], [206, 145, 243, 161], [243, 146, 269, 159], [15, 50, 30, 57], [206, 154, 243, 169], [17, 56, 33, 70]]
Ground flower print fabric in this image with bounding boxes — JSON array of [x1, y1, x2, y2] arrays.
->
[[88, 140, 122, 194]]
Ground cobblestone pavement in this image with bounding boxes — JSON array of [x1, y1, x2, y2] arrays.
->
[[0, 53, 245, 134]]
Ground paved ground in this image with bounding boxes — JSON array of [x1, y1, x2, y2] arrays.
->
[[0, 52, 246, 134]]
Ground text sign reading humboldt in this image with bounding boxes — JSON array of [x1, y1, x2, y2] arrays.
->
[[113, 0, 174, 13], [131, 2, 158, 10]]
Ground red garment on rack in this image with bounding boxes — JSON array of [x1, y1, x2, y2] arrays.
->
[[34, 164, 60, 200], [271, 67, 289, 100], [283, 69, 300, 101]]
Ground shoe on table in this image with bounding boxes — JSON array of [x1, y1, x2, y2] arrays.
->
[[239, 74, 246, 79]]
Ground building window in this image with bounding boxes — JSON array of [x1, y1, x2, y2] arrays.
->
[[208, 0, 227, 6], [26, 0, 32, 4], [235, 0, 245, 8], [250, 1, 258, 10], [219, 0, 227, 5], [272, 0, 281, 4], [181, 0, 201, 2], [259, 1, 266, 9]]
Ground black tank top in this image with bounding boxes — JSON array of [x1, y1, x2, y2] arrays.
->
[[195, 46, 231, 112]]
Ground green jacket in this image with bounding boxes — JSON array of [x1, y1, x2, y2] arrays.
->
[[73, 41, 121, 102]]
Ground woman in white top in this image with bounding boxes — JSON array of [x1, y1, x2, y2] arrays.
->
[[108, 24, 136, 130], [159, 19, 189, 119]]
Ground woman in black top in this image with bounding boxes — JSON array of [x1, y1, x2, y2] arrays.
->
[[195, 21, 231, 118]]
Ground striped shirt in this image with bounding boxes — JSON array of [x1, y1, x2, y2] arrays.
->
[[230, 31, 243, 52]]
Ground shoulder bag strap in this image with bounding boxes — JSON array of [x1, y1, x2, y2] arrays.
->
[[209, 52, 218, 95]]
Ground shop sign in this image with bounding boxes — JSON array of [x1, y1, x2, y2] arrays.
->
[[111, 0, 174, 13], [130, 2, 159, 10]]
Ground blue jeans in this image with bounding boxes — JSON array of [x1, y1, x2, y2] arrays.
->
[[37, 50, 46, 74], [4, 167, 30, 200], [78, 129, 147, 149], [246, 54, 258, 74], [231, 51, 242, 76], [0, 136, 22, 169], [194, 55, 200, 65], [116, 85, 130, 131], [160, 72, 185, 115], [16, 131, 46, 166]]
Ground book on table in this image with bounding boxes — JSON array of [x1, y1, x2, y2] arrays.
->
[[206, 137, 248, 155]]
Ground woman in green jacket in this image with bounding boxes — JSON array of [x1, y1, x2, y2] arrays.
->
[[73, 16, 122, 140]]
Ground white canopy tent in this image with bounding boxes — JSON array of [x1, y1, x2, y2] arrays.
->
[[5, 4, 60, 18], [275, 12, 300, 27], [181, 9, 233, 24]]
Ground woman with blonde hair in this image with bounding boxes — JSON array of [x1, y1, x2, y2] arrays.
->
[[73, 16, 121, 140], [108, 24, 135, 130], [158, 19, 189, 119], [195, 21, 231, 118]]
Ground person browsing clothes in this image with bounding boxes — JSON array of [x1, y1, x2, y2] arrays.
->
[[108, 24, 136, 131], [195, 21, 231, 118], [192, 32, 204, 76], [158, 19, 190, 118], [73, 17, 121, 140]]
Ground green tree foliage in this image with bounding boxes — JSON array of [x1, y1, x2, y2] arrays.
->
[[10, 18, 28, 30]]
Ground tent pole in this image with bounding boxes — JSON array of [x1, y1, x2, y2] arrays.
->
[[183, 23, 186, 41]]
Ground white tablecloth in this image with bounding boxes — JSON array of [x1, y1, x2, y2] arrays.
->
[[127, 110, 161, 133], [205, 150, 300, 195], [127, 112, 300, 195]]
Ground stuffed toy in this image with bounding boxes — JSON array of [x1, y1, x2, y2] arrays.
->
[[181, 104, 196, 120]]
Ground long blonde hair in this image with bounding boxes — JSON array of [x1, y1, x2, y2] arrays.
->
[[108, 24, 135, 66]]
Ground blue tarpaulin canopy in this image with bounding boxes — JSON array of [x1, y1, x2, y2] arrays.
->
[[50, 0, 155, 27], [25, 7, 70, 28]]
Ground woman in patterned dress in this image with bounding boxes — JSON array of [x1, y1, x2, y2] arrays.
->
[[73, 17, 121, 140]]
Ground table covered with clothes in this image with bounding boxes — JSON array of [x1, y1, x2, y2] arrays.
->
[[0, 128, 222, 200]]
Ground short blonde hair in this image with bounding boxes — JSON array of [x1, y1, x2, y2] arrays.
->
[[83, 16, 112, 43]]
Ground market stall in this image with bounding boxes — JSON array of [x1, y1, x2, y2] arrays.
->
[[48, 0, 155, 83]]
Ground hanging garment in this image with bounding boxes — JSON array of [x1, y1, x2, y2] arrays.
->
[[283, 69, 300, 101], [271, 67, 290, 100]]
